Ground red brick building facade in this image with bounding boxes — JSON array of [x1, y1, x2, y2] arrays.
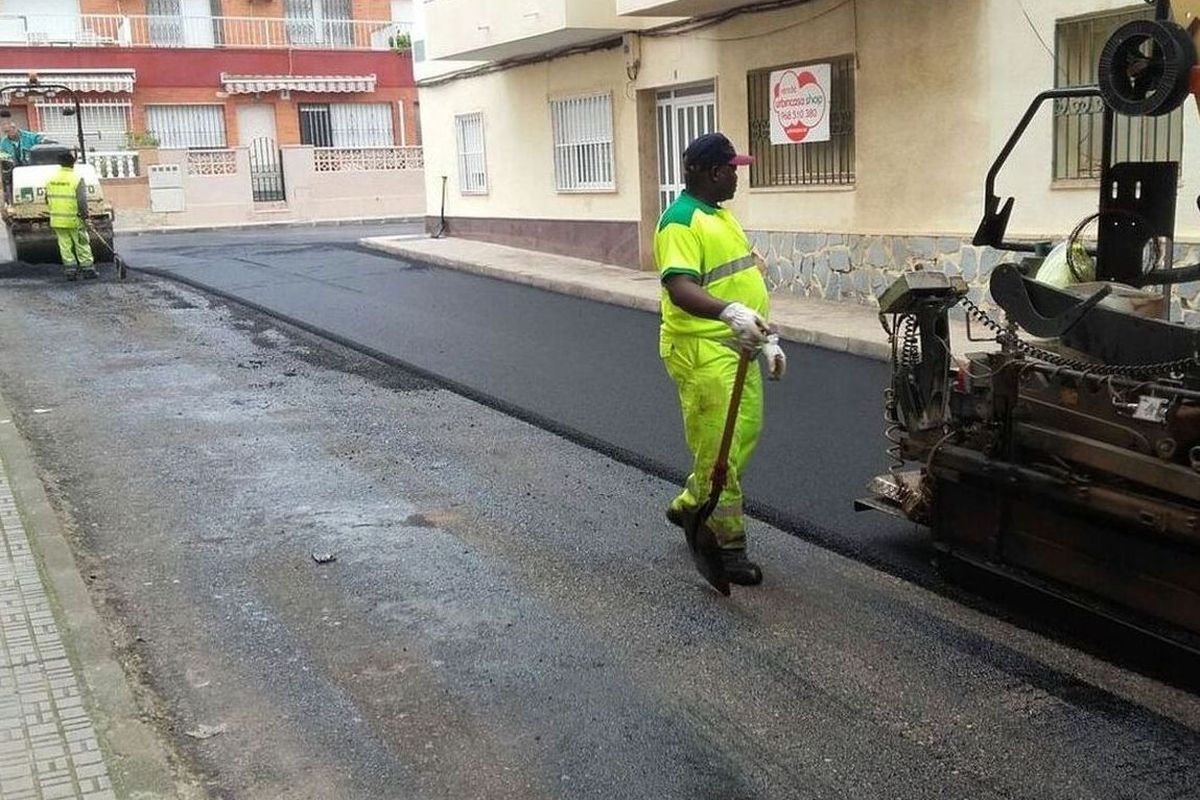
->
[[0, 0, 418, 159]]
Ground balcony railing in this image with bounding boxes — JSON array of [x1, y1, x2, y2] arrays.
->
[[313, 146, 424, 172], [89, 150, 140, 179], [0, 14, 410, 51]]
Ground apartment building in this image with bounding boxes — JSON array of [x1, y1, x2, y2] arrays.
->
[[0, 0, 422, 225], [414, 0, 1200, 312]]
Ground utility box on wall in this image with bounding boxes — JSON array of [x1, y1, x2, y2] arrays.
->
[[148, 164, 185, 213]]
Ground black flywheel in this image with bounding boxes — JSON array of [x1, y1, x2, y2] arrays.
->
[[1098, 18, 1196, 117]]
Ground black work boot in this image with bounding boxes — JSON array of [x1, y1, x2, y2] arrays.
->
[[64, 268, 78, 281], [720, 549, 763, 586], [666, 506, 687, 529], [82, 267, 98, 279]]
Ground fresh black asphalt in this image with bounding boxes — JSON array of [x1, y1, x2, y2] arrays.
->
[[118, 225, 924, 579]]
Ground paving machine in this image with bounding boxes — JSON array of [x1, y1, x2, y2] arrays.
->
[[858, 0, 1200, 652], [0, 79, 115, 264]]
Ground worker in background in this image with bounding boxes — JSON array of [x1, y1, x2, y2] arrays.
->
[[45, 150, 95, 280], [0, 120, 44, 166], [657, 133, 787, 586]]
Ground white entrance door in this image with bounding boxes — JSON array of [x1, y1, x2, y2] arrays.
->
[[237, 104, 277, 147], [237, 104, 285, 202], [656, 83, 716, 213]]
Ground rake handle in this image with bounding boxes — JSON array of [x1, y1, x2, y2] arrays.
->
[[701, 346, 754, 519]]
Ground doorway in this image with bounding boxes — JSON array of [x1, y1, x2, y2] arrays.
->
[[655, 83, 716, 213], [237, 104, 285, 203]]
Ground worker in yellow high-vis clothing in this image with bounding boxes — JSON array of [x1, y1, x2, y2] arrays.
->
[[45, 150, 96, 281], [657, 133, 787, 586]]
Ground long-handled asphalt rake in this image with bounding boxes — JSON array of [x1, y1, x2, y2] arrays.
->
[[82, 219, 126, 280], [684, 346, 755, 597]]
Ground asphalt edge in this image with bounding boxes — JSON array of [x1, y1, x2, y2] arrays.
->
[[0, 389, 179, 799], [357, 237, 892, 362], [116, 214, 424, 237]]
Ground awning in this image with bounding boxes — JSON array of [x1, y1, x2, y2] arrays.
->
[[221, 74, 377, 95], [0, 69, 135, 94]]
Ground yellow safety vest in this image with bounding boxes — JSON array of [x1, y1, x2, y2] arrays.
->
[[655, 191, 769, 342], [45, 167, 83, 230]]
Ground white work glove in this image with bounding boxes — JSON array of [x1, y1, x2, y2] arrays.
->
[[719, 302, 769, 346], [761, 333, 787, 381]]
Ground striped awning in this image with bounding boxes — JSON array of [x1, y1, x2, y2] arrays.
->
[[221, 74, 377, 94], [0, 69, 135, 94]]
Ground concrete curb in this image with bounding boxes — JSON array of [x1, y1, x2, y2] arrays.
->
[[358, 238, 893, 362], [117, 215, 423, 236], [0, 391, 179, 798]]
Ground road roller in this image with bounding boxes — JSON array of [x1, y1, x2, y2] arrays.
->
[[1, 79, 116, 264]]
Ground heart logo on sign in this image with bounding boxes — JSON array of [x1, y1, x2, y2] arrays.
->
[[772, 69, 827, 143]]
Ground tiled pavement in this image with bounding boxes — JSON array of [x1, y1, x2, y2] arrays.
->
[[0, 475, 114, 800]]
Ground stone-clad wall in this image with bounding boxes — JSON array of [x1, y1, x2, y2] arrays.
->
[[748, 230, 1200, 323]]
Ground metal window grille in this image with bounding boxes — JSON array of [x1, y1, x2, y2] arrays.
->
[[454, 112, 487, 195], [35, 100, 131, 152], [323, 0, 352, 47], [300, 103, 393, 147], [1054, 7, 1182, 182], [747, 56, 855, 187], [147, 0, 183, 44], [550, 93, 615, 192], [286, 0, 351, 46], [145, 104, 227, 149], [330, 103, 393, 146], [285, 0, 317, 43], [299, 104, 334, 147], [146, 0, 221, 47]]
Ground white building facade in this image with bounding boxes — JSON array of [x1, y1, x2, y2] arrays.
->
[[413, 0, 1200, 309]]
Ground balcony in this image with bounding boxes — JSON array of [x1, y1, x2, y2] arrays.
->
[[90, 150, 141, 179], [424, 0, 671, 61], [616, 0, 752, 16], [0, 14, 411, 51]]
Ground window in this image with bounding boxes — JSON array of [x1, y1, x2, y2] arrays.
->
[[747, 56, 855, 187], [550, 93, 615, 192], [299, 103, 394, 147], [144, 104, 227, 149], [285, 0, 351, 47], [454, 112, 486, 195], [1054, 7, 1183, 182], [299, 104, 333, 147], [36, 101, 130, 152], [146, 0, 222, 47]]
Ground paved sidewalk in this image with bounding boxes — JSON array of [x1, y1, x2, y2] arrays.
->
[[0, 449, 114, 799], [359, 235, 988, 361], [0, 392, 177, 800]]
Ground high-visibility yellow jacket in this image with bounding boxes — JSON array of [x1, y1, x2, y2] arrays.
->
[[655, 191, 769, 343], [45, 167, 88, 230]]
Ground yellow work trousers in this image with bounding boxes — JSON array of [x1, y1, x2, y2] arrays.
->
[[54, 227, 93, 269], [662, 335, 763, 550]]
